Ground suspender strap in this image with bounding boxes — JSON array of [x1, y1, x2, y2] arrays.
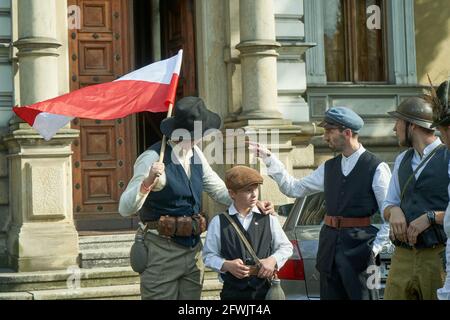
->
[[400, 144, 445, 201], [223, 211, 261, 267]]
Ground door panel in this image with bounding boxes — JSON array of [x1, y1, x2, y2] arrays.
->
[[160, 0, 197, 97], [69, 0, 135, 231]]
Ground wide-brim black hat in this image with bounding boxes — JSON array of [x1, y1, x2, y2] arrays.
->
[[160, 96, 222, 139]]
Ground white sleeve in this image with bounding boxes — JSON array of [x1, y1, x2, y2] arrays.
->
[[264, 154, 325, 198], [118, 150, 165, 217], [195, 146, 232, 206], [382, 151, 407, 211], [269, 216, 293, 269], [371, 162, 393, 255], [202, 215, 226, 273]]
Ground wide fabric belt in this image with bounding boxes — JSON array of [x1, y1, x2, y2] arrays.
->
[[324, 215, 371, 229]]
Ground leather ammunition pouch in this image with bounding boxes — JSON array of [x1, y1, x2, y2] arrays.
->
[[146, 214, 207, 237]]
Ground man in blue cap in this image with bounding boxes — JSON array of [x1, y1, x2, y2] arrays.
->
[[251, 106, 392, 300]]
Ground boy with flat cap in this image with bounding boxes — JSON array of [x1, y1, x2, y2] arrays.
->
[[203, 166, 293, 300], [251, 106, 392, 300], [119, 97, 274, 300]]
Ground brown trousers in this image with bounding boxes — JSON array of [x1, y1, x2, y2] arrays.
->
[[140, 232, 204, 300], [384, 245, 446, 300]]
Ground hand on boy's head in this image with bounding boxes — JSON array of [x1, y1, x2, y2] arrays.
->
[[257, 200, 275, 216]]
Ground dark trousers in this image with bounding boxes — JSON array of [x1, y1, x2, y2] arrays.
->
[[220, 281, 270, 300], [320, 239, 379, 300]]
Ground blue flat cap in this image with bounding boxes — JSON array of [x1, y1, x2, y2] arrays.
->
[[318, 107, 364, 133]]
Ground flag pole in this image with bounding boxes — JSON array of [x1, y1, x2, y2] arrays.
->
[[159, 102, 174, 163]]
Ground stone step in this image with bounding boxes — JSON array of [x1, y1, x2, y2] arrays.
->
[[80, 248, 131, 268], [0, 266, 139, 292], [0, 279, 222, 300], [78, 234, 211, 270], [78, 234, 134, 251]]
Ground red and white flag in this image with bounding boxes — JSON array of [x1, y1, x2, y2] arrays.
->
[[13, 50, 183, 140]]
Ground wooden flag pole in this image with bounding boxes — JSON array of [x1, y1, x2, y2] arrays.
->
[[159, 102, 175, 163]]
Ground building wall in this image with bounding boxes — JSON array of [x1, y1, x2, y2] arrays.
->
[[415, 0, 450, 84], [274, 0, 309, 122], [0, 0, 11, 267]]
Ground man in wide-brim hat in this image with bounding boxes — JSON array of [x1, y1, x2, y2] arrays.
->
[[429, 79, 450, 300], [119, 96, 274, 300]]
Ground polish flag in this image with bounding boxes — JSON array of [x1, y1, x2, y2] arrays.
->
[[13, 50, 183, 140]]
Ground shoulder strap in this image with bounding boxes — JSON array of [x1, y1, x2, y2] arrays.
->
[[223, 211, 261, 267], [400, 144, 445, 201]]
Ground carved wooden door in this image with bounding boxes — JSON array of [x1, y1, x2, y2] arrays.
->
[[160, 0, 197, 97], [68, 0, 136, 231]]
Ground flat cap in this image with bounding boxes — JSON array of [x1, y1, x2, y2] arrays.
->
[[225, 166, 263, 191], [318, 107, 364, 133]]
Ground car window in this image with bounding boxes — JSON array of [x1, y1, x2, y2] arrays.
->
[[296, 192, 385, 226], [297, 192, 326, 226]]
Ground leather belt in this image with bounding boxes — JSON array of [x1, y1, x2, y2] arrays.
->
[[324, 215, 371, 229], [145, 221, 159, 230]]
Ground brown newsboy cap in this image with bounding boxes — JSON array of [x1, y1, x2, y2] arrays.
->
[[225, 166, 264, 191]]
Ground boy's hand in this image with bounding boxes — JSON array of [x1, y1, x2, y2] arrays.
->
[[258, 257, 277, 279], [221, 259, 250, 279]]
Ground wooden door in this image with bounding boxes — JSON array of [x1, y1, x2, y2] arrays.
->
[[160, 0, 197, 97], [68, 0, 136, 231]]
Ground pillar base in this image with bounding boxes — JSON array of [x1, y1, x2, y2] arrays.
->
[[4, 126, 80, 272], [7, 223, 79, 272]]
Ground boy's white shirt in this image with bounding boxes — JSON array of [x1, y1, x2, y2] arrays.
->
[[202, 204, 293, 278]]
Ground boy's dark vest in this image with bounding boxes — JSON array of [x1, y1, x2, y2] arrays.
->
[[398, 145, 448, 248], [324, 151, 381, 217], [139, 142, 204, 248], [220, 213, 272, 290]]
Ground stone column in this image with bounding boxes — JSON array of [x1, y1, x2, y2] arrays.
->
[[236, 0, 283, 120], [220, 0, 299, 207], [5, 0, 79, 272]]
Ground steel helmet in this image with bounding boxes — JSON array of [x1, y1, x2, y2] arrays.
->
[[388, 97, 434, 129]]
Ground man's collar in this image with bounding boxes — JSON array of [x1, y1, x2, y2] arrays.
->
[[342, 144, 365, 161], [415, 137, 442, 158]]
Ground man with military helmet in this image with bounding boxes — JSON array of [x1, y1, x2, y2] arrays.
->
[[384, 96, 448, 300]]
